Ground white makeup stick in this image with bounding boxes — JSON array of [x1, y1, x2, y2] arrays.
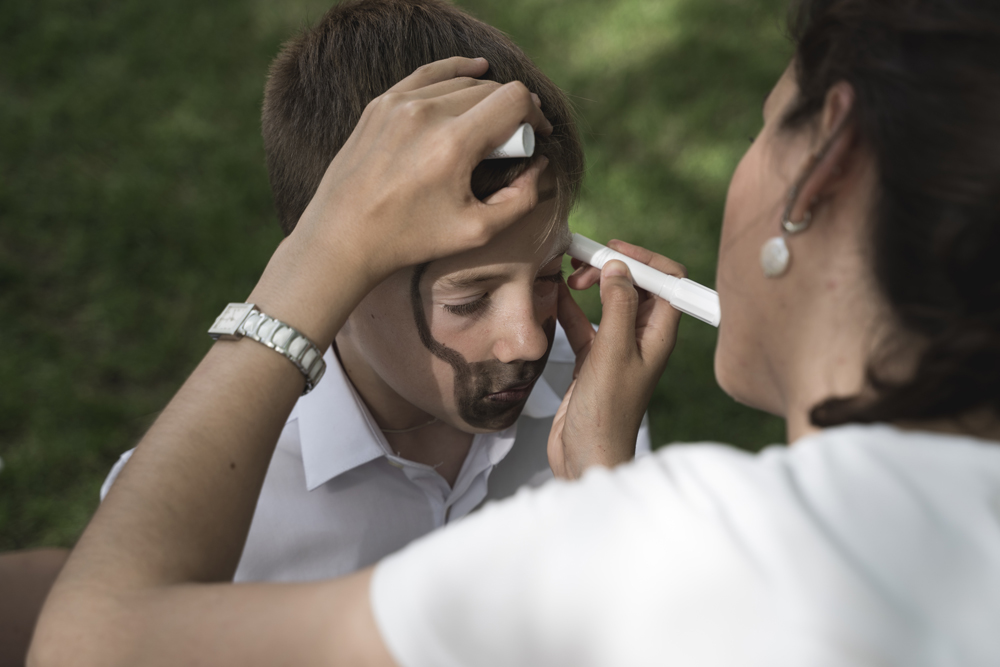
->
[[567, 234, 721, 327], [485, 123, 535, 159]]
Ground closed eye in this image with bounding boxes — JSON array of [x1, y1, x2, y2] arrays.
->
[[442, 294, 490, 317], [443, 271, 564, 317], [537, 269, 565, 284], [534, 269, 564, 301]]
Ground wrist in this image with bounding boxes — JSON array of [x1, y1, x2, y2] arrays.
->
[[247, 233, 379, 350]]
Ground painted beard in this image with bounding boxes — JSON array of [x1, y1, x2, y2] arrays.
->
[[411, 264, 556, 431]]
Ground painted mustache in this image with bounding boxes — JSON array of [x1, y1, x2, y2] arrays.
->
[[457, 340, 551, 428], [411, 264, 556, 431]]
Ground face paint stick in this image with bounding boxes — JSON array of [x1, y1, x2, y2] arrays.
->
[[485, 123, 535, 159], [567, 234, 721, 327]]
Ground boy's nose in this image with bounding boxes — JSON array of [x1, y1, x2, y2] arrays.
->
[[492, 311, 551, 364]]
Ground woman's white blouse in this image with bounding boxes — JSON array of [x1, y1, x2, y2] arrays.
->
[[371, 424, 1000, 667]]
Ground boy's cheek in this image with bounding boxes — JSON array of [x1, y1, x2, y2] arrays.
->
[[428, 323, 494, 364]]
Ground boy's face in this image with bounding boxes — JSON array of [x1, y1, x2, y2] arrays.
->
[[338, 180, 569, 433]]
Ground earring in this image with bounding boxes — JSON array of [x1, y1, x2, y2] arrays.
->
[[760, 209, 812, 278]]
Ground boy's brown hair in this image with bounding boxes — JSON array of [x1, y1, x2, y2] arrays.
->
[[262, 0, 584, 236]]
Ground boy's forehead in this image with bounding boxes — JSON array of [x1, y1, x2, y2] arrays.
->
[[427, 212, 571, 285]]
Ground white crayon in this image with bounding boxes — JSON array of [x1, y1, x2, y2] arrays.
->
[[567, 234, 721, 327], [485, 123, 535, 159]]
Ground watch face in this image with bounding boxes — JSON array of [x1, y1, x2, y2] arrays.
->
[[209, 303, 255, 337]]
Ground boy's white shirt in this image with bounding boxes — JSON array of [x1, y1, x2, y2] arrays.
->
[[101, 322, 652, 582]]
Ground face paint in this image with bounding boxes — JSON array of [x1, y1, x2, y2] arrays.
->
[[411, 263, 556, 431]]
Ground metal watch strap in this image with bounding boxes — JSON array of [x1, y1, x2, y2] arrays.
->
[[208, 303, 326, 395]]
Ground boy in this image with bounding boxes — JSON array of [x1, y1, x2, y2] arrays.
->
[[101, 0, 650, 581]]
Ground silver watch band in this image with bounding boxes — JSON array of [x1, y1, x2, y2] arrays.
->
[[208, 303, 326, 395]]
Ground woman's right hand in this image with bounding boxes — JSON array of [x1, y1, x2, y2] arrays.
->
[[549, 241, 685, 479]]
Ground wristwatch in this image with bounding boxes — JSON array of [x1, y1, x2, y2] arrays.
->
[[208, 303, 326, 394]]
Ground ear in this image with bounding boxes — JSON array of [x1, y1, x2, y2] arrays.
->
[[786, 81, 856, 224]]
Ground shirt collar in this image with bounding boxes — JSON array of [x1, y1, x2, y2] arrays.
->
[[290, 347, 390, 491], [289, 348, 557, 491]]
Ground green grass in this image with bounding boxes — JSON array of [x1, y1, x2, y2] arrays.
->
[[0, 0, 789, 550]]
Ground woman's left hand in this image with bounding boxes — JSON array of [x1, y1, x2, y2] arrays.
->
[[548, 240, 685, 479]]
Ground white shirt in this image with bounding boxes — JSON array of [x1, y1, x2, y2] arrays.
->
[[102, 323, 651, 582], [371, 424, 1000, 667]]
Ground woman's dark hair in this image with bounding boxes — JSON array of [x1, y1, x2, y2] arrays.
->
[[262, 0, 583, 236], [781, 0, 1000, 426]]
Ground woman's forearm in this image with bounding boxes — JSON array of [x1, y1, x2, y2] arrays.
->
[[57, 237, 373, 588], [30, 56, 548, 667]]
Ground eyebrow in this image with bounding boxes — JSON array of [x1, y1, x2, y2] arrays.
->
[[537, 228, 572, 271], [436, 233, 571, 291], [439, 271, 504, 291]]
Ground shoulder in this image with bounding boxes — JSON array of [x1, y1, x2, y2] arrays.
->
[[371, 445, 776, 665], [372, 433, 1000, 665]]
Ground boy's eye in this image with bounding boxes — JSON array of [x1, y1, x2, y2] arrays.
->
[[442, 270, 563, 317], [537, 269, 565, 283], [443, 295, 489, 317], [533, 269, 564, 299]]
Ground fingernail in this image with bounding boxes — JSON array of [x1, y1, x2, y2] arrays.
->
[[531, 93, 542, 107], [604, 260, 628, 278]]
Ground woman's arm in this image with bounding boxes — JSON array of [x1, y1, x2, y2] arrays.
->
[[29, 56, 550, 667]]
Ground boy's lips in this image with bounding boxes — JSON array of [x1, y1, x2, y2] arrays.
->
[[485, 378, 538, 404]]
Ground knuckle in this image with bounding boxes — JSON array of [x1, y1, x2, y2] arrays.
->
[[506, 80, 530, 98], [461, 216, 496, 248], [375, 91, 401, 110], [357, 102, 374, 123], [496, 80, 529, 106], [399, 98, 430, 121], [466, 219, 492, 246]]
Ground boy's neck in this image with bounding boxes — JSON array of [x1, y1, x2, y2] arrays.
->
[[334, 333, 473, 487]]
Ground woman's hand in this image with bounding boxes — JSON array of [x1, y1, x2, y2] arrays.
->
[[548, 241, 685, 479], [303, 56, 551, 271], [250, 56, 552, 348]]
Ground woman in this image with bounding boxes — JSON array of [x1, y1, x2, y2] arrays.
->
[[30, 0, 1000, 665]]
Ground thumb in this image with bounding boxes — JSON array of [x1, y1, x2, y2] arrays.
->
[[478, 156, 549, 230], [593, 260, 639, 363]]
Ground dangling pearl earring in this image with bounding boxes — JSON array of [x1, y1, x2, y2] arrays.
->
[[760, 209, 812, 278]]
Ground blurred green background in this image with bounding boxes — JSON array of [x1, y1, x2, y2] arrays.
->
[[0, 0, 790, 550]]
